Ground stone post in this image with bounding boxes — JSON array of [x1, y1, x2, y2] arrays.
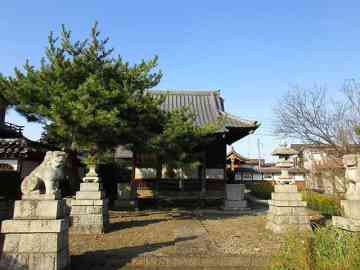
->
[[0, 192, 70, 270], [266, 145, 310, 233], [70, 165, 109, 234], [333, 154, 360, 231], [223, 184, 248, 211]]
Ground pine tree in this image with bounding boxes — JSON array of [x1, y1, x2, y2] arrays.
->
[[0, 23, 166, 159]]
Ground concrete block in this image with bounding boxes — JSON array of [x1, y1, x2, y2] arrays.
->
[[274, 184, 298, 193], [75, 191, 104, 200], [71, 205, 104, 215], [271, 192, 302, 201], [13, 200, 64, 220], [1, 219, 68, 233], [270, 200, 307, 207], [80, 182, 103, 191], [333, 216, 360, 232], [225, 184, 245, 201], [341, 200, 360, 219], [2, 232, 67, 253], [224, 200, 247, 210], [0, 250, 70, 270]]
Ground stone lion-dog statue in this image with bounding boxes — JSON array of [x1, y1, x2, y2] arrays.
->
[[21, 151, 66, 196]]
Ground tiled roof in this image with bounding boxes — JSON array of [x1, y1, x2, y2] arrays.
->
[[150, 90, 258, 131], [0, 138, 46, 159]]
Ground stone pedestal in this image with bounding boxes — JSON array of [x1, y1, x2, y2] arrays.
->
[[223, 184, 248, 211], [0, 197, 70, 270], [333, 200, 360, 231], [266, 184, 310, 233], [70, 182, 108, 234]]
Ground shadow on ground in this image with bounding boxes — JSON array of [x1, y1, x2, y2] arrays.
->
[[71, 236, 197, 270], [107, 218, 169, 233]]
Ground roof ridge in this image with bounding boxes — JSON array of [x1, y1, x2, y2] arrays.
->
[[150, 89, 220, 96]]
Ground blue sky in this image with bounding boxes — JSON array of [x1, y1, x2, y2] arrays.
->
[[2, 1, 360, 161]]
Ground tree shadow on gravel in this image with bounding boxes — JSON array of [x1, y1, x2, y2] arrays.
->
[[71, 236, 197, 270]]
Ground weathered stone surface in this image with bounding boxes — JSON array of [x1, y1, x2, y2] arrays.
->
[[80, 182, 103, 191], [70, 205, 105, 215], [0, 249, 70, 270], [0, 198, 70, 270], [75, 191, 105, 200], [224, 200, 248, 210], [271, 200, 307, 207], [13, 200, 64, 219], [274, 184, 298, 193], [2, 232, 68, 253], [333, 216, 360, 232], [71, 199, 106, 206], [271, 192, 302, 201], [225, 184, 245, 201], [1, 219, 68, 233], [341, 200, 360, 219], [267, 184, 310, 233], [21, 151, 66, 198]]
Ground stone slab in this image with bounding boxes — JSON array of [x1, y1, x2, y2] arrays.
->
[[0, 249, 70, 270], [269, 205, 307, 216], [225, 184, 245, 201], [13, 200, 64, 220], [71, 205, 106, 215], [75, 191, 105, 200], [271, 192, 302, 201], [274, 184, 298, 193], [333, 216, 360, 232], [70, 224, 106, 234], [80, 182, 103, 191], [341, 200, 360, 219], [22, 192, 61, 200], [2, 231, 68, 253], [224, 200, 248, 210], [71, 199, 107, 206], [267, 214, 310, 225], [1, 219, 68, 233], [270, 200, 307, 207]]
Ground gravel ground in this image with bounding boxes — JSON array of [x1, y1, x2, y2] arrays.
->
[[69, 208, 281, 269]]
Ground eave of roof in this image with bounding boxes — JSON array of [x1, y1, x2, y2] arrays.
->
[[150, 90, 259, 143]]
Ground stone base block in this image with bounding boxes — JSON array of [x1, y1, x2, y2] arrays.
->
[[223, 200, 248, 211], [0, 249, 70, 270], [225, 184, 245, 201], [269, 205, 307, 216], [80, 182, 103, 191], [1, 219, 68, 233], [274, 184, 298, 193], [267, 214, 310, 225], [75, 191, 105, 200], [341, 200, 360, 219], [271, 192, 302, 201], [13, 200, 65, 220], [270, 200, 307, 207], [70, 198, 108, 234], [332, 216, 360, 232]]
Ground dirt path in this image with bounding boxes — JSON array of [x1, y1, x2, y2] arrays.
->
[[70, 209, 279, 269]]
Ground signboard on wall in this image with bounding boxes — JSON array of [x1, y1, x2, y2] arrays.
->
[[0, 163, 15, 171], [134, 168, 157, 179], [0, 160, 18, 171]]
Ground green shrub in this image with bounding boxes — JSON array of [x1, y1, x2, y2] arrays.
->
[[302, 191, 342, 217], [245, 182, 274, 200], [270, 226, 360, 270]]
